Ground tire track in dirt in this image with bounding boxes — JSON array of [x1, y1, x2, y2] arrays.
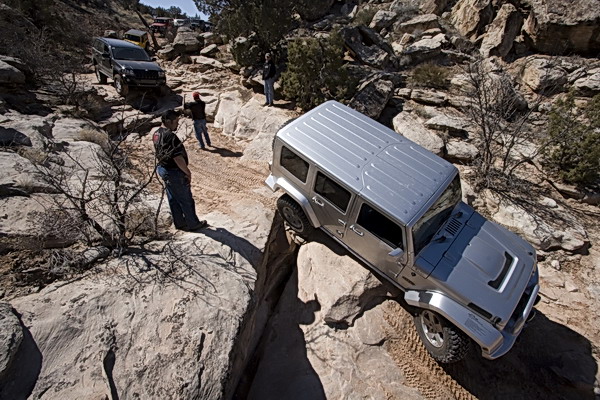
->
[[384, 301, 476, 400], [185, 128, 276, 215]]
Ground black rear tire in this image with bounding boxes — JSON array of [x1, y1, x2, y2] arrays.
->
[[414, 309, 471, 363], [277, 195, 314, 237]]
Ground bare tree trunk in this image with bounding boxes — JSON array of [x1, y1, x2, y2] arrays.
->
[[135, 10, 160, 51]]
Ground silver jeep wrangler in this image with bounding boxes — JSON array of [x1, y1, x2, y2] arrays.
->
[[266, 101, 540, 363]]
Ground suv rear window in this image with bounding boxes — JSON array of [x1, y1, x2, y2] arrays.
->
[[357, 203, 404, 249], [315, 172, 351, 212], [280, 146, 309, 183]]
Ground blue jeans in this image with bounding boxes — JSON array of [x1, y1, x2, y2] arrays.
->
[[193, 119, 211, 148], [157, 166, 201, 229], [264, 78, 275, 105]]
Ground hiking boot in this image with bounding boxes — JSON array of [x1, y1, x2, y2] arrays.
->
[[185, 220, 207, 231]]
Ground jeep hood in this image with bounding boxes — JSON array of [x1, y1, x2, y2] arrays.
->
[[114, 60, 162, 71], [415, 202, 536, 323]]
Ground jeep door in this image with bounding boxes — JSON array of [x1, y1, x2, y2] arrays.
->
[[343, 200, 407, 284], [309, 170, 354, 240], [100, 42, 112, 75]]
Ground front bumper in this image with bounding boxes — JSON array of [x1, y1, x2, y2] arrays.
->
[[123, 76, 166, 88], [404, 281, 540, 360]]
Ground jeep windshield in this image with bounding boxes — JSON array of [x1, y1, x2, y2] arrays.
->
[[412, 175, 462, 255], [112, 47, 150, 61]]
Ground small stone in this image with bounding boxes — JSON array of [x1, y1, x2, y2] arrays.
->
[[550, 259, 561, 270], [564, 281, 579, 293]]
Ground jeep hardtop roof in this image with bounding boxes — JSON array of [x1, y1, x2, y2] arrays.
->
[[276, 100, 457, 226], [124, 29, 146, 36]]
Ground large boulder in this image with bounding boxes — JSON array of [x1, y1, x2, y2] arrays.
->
[[0, 113, 53, 149], [483, 190, 589, 252], [445, 139, 479, 163], [213, 90, 248, 135], [369, 10, 397, 32], [420, 0, 448, 15], [450, 0, 493, 40], [349, 78, 395, 120], [522, 0, 600, 55], [393, 112, 445, 155], [232, 95, 293, 140], [0, 60, 25, 85], [394, 14, 440, 35], [424, 114, 470, 137], [399, 33, 447, 65], [520, 57, 568, 93], [573, 69, 600, 96], [4, 237, 254, 400], [189, 55, 225, 73], [341, 26, 395, 70], [0, 303, 23, 382], [296, 243, 390, 326], [200, 31, 223, 46], [246, 241, 424, 399], [200, 44, 219, 56], [479, 3, 523, 58], [172, 30, 203, 53]]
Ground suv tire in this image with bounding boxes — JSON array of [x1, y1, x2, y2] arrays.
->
[[95, 65, 107, 84], [113, 74, 129, 96], [414, 310, 471, 363], [277, 195, 314, 237]]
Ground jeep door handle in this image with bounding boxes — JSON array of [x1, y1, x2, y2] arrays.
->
[[312, 196, 324, 207], [350, 225, 364, 236]]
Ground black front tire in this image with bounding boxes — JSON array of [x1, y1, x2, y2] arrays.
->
[[277, 195, 314, 237], [113, 74, 129, 97], [414, 310, 471, 363], [95, 65, 107, 84]]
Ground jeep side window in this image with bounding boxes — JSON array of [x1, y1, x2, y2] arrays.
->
[[315, 172, 351, 212], [280, 146, 309, 183], [356, 203, 404, 249]]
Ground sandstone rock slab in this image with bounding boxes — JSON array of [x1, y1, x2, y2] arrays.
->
[[393, 112, 444, 155]]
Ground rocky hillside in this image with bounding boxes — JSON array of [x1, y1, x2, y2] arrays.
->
[[1, 0, 600, 399]]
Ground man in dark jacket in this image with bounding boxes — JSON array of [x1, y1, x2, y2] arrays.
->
[[153, 109, 206, 231], [262, 53, 276, 106], [184, 92, 212, 149]]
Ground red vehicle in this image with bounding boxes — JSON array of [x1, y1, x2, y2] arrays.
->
[[150, 17, 173, 35]]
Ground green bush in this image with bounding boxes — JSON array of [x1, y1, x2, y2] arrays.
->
[[410, 63, 451, 90], [353, 8, 377, 26], [545, 92, 600, 185], [281, 31, 355, 111]]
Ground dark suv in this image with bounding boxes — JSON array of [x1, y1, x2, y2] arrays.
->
[[91, 37, 167, 96]]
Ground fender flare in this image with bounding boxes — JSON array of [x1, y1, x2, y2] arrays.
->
[[266, 175, 320, 228], [404, 290, 504, 356]]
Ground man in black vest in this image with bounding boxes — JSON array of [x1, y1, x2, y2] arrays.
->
[[152, 109, 206, 231], [263, 53, 276, 106], [184, 92, 212, 149]]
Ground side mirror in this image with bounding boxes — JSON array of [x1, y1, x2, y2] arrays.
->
[[388, 248, 403, 257], [151, 57, 157, 61]]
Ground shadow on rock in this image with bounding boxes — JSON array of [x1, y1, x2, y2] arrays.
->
[[242, 266, 325, 400], [442, 312, 598, 400], [0, 316, 43, 400], [198, 226, 263, 269], [206, 146, 243, 158]]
